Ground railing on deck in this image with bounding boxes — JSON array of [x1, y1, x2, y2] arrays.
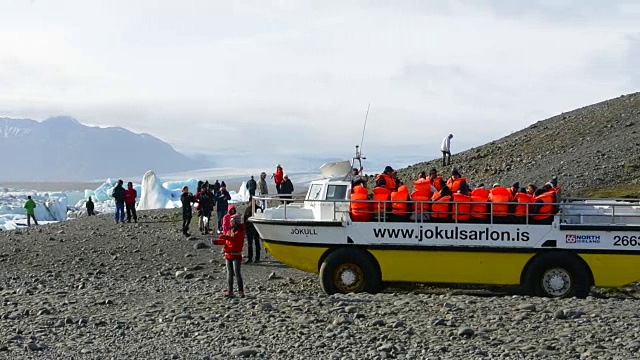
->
[[252, 195, 640, 225]]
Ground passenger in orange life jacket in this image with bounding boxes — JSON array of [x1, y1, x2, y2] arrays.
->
[[427, 168, 446, 192], [375, 166, 397, 191], [510, 182, 520, 197], [431, 185, 453, 220], [531, 188, 554, 224], [392, 171, 403, 187], [446, 169, 470, 195], [514, 187, 535, 223]]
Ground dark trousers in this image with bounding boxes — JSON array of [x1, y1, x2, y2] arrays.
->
[[182, 208, 192, 233], [247, 227, 261, 261], [442, 151, 451, 166], [248, 190, 255, 201], [126, 203, 137, 222], [27, 214, 38, 226], [115, 202, 125, 223], [276, 183, 282, 194], [87, 209, 95, 216], [217, 209, 225, 231], [226, 258, 244, 292]]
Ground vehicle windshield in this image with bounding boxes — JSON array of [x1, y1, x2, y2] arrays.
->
[[307, 184, 323, 200], [326, 185, 348, 200]]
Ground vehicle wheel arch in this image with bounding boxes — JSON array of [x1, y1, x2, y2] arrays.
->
[[520, 250, 594, 297]]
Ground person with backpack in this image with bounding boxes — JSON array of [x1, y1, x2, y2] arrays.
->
[[112, 180, 126, 224], [215, 183, 232, 233], [124, 182, 138, 223], [211, 216, 245, 298], [196, 183, 215, 234]]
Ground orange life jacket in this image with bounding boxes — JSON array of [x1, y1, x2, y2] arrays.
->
[[429, 176, 444, 191], [391, 185, 409, 216], [372, 187, 391, 215], [490, 186, 513, 217], [411, 190, 431, 215], [470, 187, 490, 219], [452, 193, 472, 221], [447, 177, 467, 194], [413, 178, 432, 195], [375, 174, 396, 191], [514, 193, 535, 218], [532, 191, 555, 220], [350, 185, 372, 222], [431, 191, 452, 219]]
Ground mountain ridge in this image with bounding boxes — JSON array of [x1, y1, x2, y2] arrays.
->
[[396, 92, 640, 197], [0, 116, 211, 182]]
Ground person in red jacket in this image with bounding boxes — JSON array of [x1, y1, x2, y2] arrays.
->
[[124, 182, 138, 223], [272, 164, 284, 194], [212, 217, 245, 297]]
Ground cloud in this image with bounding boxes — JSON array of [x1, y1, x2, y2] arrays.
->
[[0, 0, 638, 166]]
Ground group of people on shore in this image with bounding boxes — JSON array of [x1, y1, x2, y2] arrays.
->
[[110, 179, 138, 224], [185, 165, 293, 298]]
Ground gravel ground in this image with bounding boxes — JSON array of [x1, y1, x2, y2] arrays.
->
[[1, 209, 640, 359]]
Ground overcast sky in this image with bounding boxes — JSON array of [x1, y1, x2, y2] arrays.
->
[[1, 0, 638, 169]]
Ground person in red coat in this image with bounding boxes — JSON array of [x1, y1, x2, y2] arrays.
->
[[212, 217, 245, 297], [272, 164, 284, 194], [124, 182, 138, 223]]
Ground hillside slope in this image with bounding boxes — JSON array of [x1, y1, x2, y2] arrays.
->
[[397, 93, 640, 196], [0, 116, 210, 181]]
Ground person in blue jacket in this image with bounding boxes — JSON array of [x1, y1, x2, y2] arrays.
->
[[215, 183, 232, 233]]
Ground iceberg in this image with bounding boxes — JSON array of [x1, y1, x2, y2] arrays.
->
[[138, 170, 186, 210], [0, 189, 68, 230]]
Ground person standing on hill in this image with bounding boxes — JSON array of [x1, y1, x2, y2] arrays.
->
[[280, 174, 294, 203], [246, 175, 257, 201], [24, 195, 38, 226], [272, 164, 284, 194], [86, 197, 95, 216], [215, 184, 232, 233], [258, 172, 269, 209], [112, 180, 126, 224], [180, 186, 196, 236], [441, 134, 453, 166], [124, 182, 138, 223]]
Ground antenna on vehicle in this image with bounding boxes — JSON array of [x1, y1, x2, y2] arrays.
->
[[359, 103, 370, 159]]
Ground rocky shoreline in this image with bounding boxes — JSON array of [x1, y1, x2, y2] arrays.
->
[[1, 209, 639, 359]]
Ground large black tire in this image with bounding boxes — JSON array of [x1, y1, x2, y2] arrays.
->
[[319, 248, 382, 295], [523, 253, 592, 298]]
